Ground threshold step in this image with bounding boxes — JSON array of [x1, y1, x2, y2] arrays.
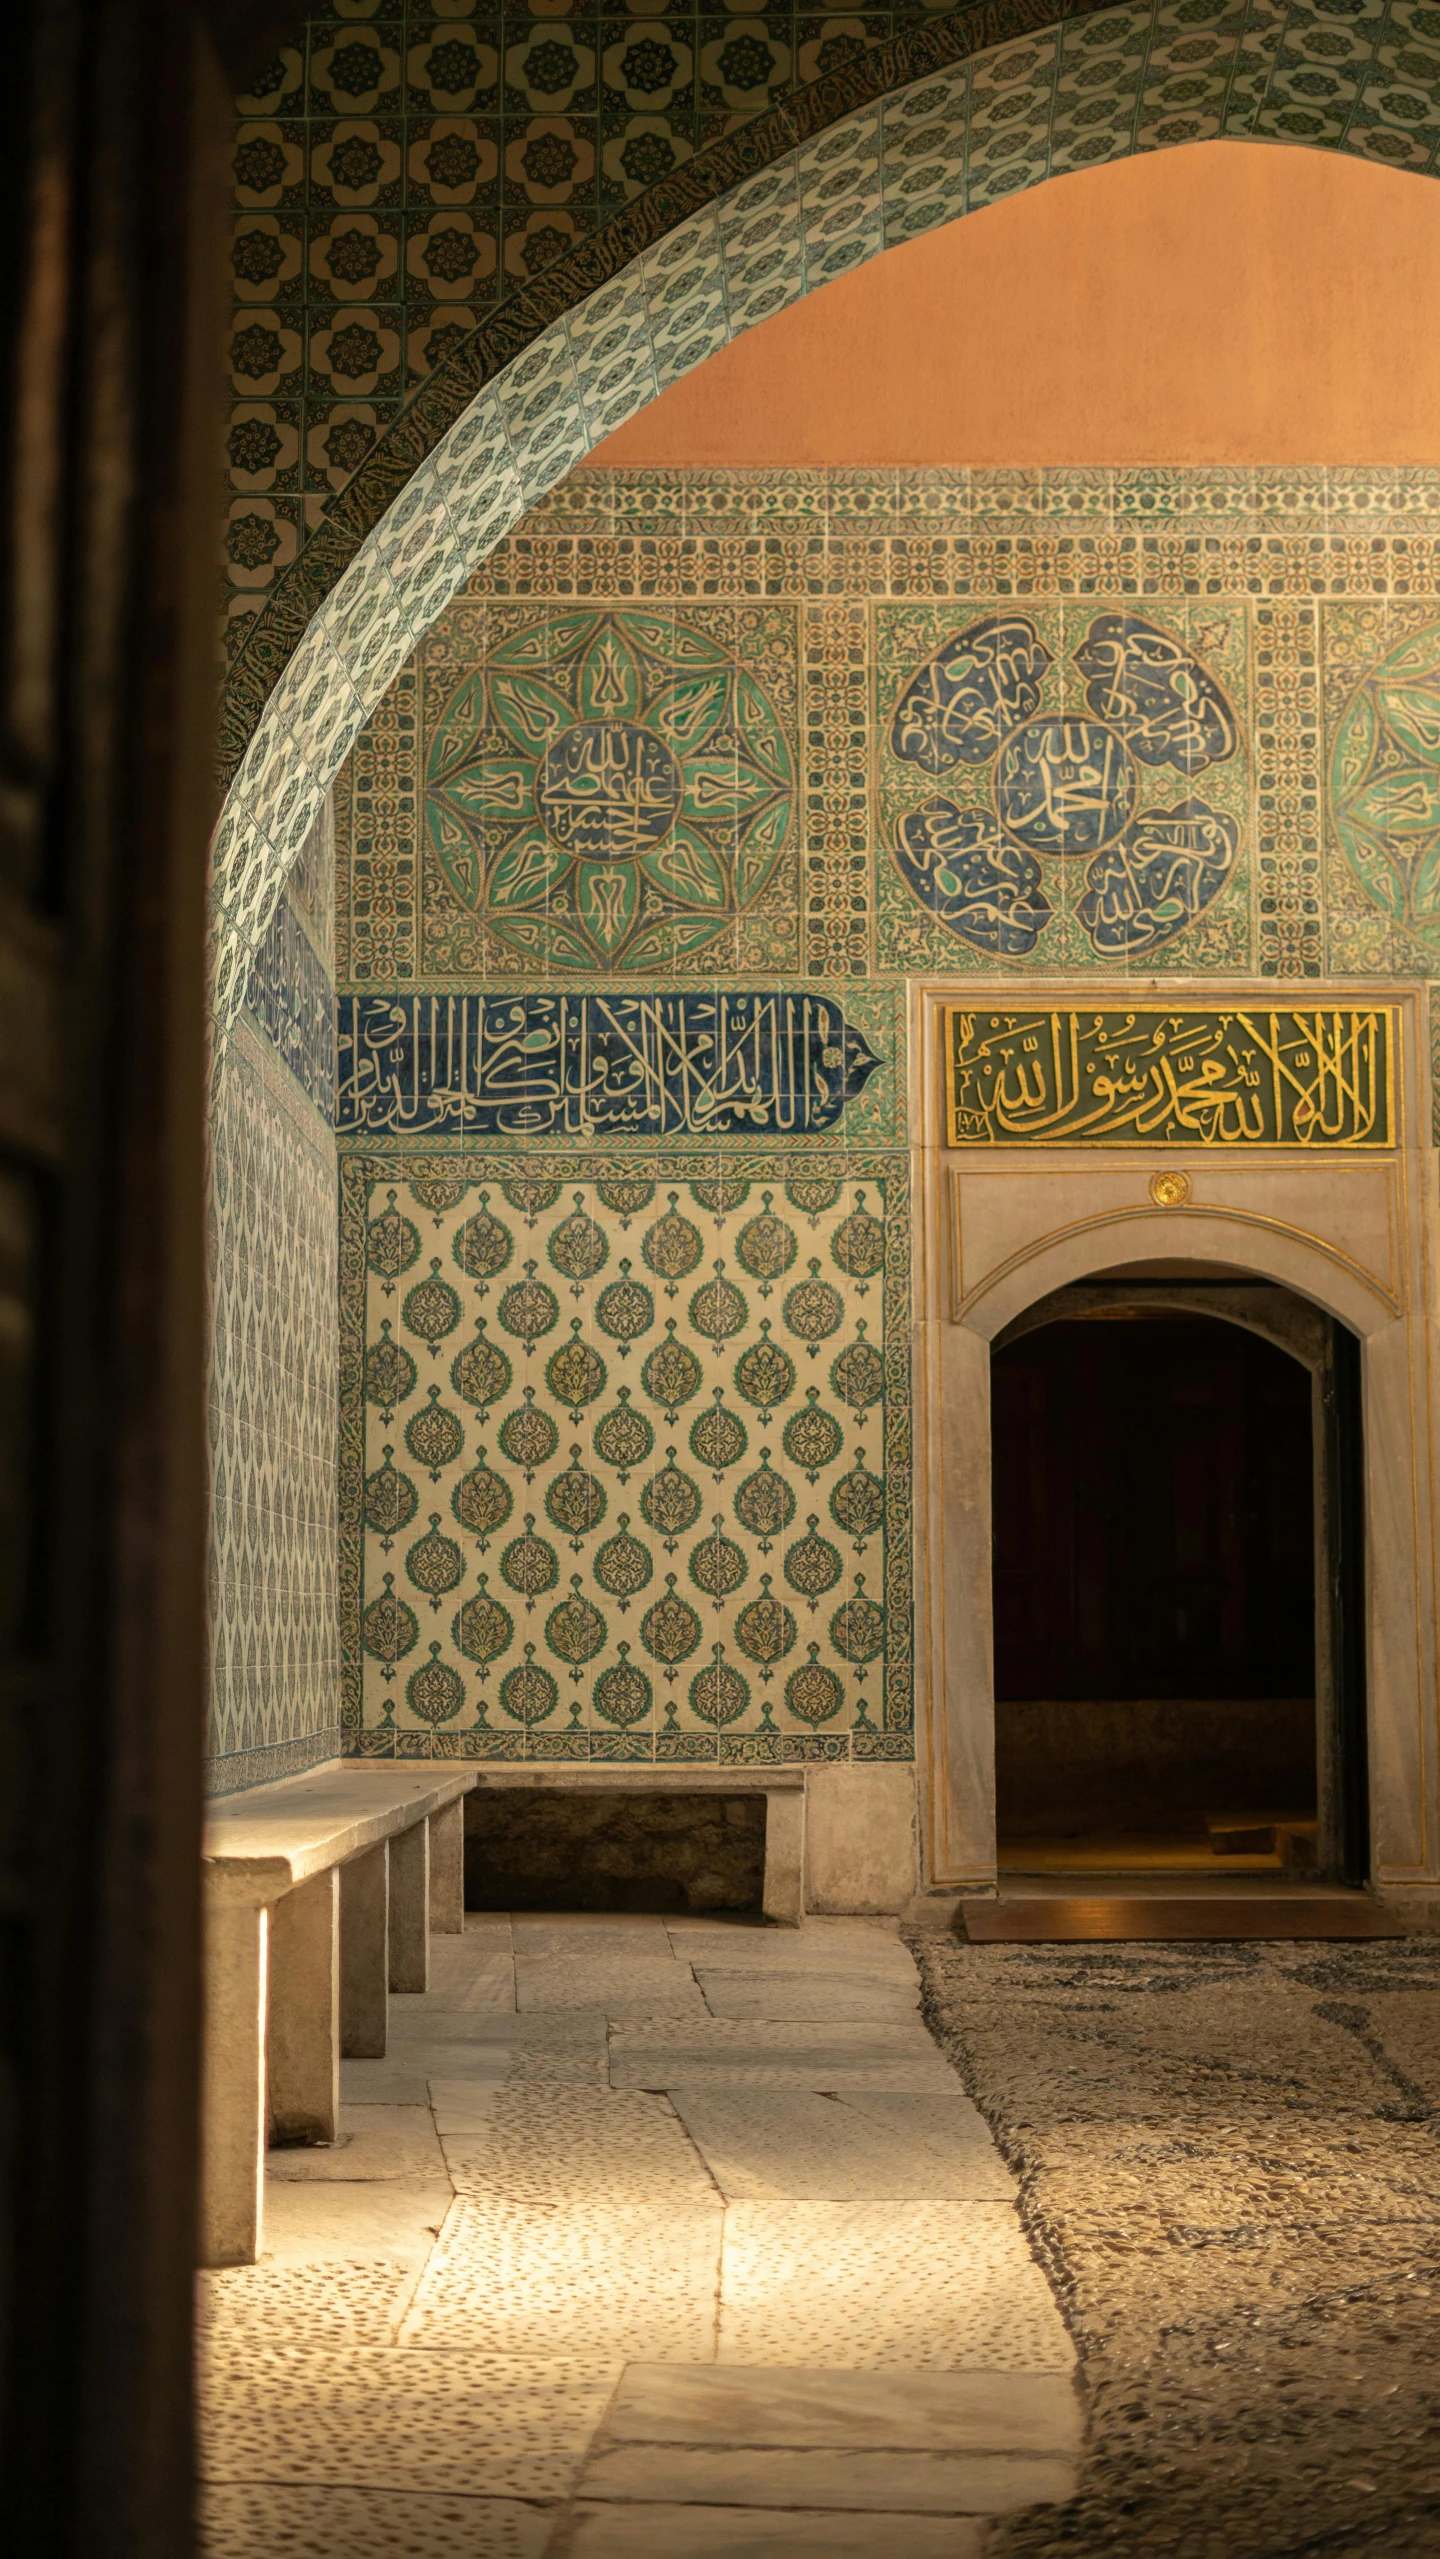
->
[[959, 1894, 1406, 1943]]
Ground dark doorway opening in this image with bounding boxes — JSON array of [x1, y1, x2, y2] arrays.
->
[[992, 1307, 1326, 1876]]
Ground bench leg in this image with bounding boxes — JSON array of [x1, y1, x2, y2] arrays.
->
[[762, 1789, 806, 1928], [340, 1841, 389, 2058], [389, 1819, 430, 1993], [201, 1900, 268, 2267], [268, 1870, 339, 2143], [428, 1799, 464, 1935]]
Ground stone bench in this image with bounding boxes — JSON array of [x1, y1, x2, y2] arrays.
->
[[200, 1763, 475, 2267], [465, 1765, 807, 1928]]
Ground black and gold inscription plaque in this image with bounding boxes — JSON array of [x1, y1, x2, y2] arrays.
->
[[945, 1005, 1394, 1147]]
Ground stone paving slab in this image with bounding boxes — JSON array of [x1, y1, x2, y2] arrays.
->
[[201, 1913, 1083, 2557], [513, 1918, 676, 1955], [438, 2085, 722, 2209], [199, 2340, 617, 2497], [405, 1955, 517, 2013], [380, 2009, 611, 2086], [560, 2503, 985, 2556], [200, 2487, 553, 2558], [339, 2059, 438, 2104], [385, 2008, 609, 2045], [515, 1956, 709, 2017], [576, 2445, 1077, 2513], [695, 1969, 922, 2020], [669, 1924, 914, 1974], [610, 2018, 959, 2092], [198, 2258, 413, 2350], [260, 2178, 453, 2265], [838, 2089, 996, 2145], [717, 2201, 1074, 2369], [600, 2365, 1082, 2453], [401, 2199, 723, 2362], [670, 2089, 1017, 2200], [265, 2106, 446, 2184]]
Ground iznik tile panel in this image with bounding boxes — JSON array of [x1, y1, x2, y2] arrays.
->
[[340, 1161, 912, 1761], [336, 989, 882, 1137], [876, 601, 1252, 974], [944, 1005, 1395, 1148], [418, 602, 802, 977], [209, 1027, 341, 1791], [333, 462, 1440, 987], [319, 464, 1440, 1778], [223, 0, 1440, 671], [1323, 600, 1440, 979], [209, 801, 341, 1794]]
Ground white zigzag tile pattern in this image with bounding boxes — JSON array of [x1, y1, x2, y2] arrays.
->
[[208, 840, 341, 1787]]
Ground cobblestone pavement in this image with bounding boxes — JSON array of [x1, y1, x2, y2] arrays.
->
[[198, 1912, 1081, 2556], [913, 1935, 1440, 2559]]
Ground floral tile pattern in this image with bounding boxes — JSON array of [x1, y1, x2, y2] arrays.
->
[[339, 1157, 912, 1760], [419, 600, 800, 974]]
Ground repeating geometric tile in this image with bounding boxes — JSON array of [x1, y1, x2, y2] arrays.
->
[[207, 802, 340, 1793], [338, 1155, 913, 1764], [412, 594, 802, 980]]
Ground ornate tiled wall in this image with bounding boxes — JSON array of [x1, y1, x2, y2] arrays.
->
[[337, 464, 1440, 986], [224, 0, 1440, 667], [213, 0, 1440, 1071], [207, 810, 341, 1793], [332, 461, 1440, 1767]]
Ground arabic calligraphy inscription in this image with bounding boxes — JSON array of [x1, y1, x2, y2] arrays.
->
[[885, 608, 1245, 969], [945, 1008, 1394, 1147], [337, 991, 882, 1140], [423, 609, 797, 974]]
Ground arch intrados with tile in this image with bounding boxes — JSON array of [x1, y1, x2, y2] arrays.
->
[[212, 0, 1440, 1045]]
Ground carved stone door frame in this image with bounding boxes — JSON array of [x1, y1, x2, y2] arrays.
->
[[908, 979, 1440, 1921]]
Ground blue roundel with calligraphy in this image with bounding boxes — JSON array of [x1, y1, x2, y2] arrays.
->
[[424, 611, 795, 973], [995, 720, 1136, 857], [889, 611, 1240, 961]]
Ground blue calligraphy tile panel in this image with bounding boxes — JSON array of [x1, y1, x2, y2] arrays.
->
[[337, 990, 882, 1140], [880, 602, 1249, 974]]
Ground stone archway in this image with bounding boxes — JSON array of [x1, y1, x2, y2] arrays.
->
[[911, 982, 1439, 1914], [211, 0, 1440, 1048]]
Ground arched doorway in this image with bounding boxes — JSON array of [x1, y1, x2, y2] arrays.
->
[[987, 1270, 1368, 1886]]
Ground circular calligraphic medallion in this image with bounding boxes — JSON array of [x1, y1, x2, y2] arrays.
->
[[537, 721, 684, 860], [996, 719, 1136, 856]]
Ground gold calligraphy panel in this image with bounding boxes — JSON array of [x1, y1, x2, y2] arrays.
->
[[944, 1006, 1395, 1147]]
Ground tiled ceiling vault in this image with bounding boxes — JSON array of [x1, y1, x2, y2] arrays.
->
[[212, 0, 1440, 1047]]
